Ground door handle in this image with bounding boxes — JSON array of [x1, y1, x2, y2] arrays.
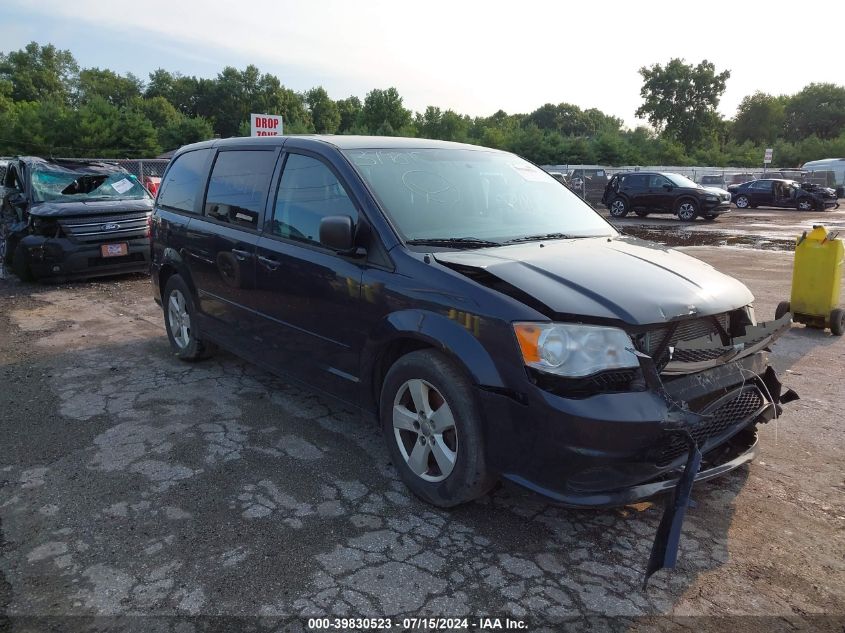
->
[[257, 254, 280, 271], [231, 248, 253, 261]]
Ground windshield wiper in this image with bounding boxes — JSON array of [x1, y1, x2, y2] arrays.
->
[[405, 237, 501, 248], [503, 232, 573, 244]]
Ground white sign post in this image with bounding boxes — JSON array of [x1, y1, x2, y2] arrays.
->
[[250, 113, 283, 137], [764, 148, 773, 164]]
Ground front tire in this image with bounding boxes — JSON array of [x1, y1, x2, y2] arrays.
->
[[797, 198, 814, 211], [677, 199, 699, 221], [735, 195, 750, 209], [379, 349, 495, 507], [163, 275, 214, 361], [609, 197, 629, 218], [12, 244, 34, 282]]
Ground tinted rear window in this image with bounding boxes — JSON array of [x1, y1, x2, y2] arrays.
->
[[157, 149, 212, 213]]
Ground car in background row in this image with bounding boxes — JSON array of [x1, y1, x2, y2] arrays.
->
[[728, 179, 838, 211], [802, 158, 845, 197], [698, 174, 727, 189], [567, 167, 609, 205], [602, 171, 731, 221], [0, 157, 154, 281]]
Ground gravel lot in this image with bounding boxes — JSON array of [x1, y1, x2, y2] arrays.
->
[[1, 206, 844, 631]]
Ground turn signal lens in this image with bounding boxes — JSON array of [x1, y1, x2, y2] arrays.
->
[[514, 323, 541, 363]]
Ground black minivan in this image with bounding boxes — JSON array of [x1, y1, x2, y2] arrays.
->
[[151, 136, 793, 512]]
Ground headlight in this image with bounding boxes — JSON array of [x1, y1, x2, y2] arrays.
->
[[513, 322, 639, 377], [705, 195, 718, 202]]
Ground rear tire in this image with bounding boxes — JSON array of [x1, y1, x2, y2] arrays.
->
[[831, 308, 845, 336], [796, 198, 814, 211], [609, 197, 628, 218], [775, 301, 791, 321], [735, 195, 750, 209], [379, 349, 495, 507], [163, 275, 214, 361]]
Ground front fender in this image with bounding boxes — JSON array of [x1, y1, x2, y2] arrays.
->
[[360, 309, 512, 409]]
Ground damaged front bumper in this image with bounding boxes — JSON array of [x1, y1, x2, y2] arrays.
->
[[16, 234, 150, 280], [478, 312, 795, 583]]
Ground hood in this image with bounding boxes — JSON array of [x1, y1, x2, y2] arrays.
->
[[29, 198, 153, 217], [702, 186, 730, 196], [433, 236, 753, 325]]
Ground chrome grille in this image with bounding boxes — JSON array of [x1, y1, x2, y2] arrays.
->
[[655, 387, 765, 467], [59, 212, 150, 244]]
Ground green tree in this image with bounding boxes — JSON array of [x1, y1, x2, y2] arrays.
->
[[203, 65, 310, 137], [131, 95, 180, 129], [145, 69, 212, 118], [305, 86, 340, 134], [73, 96, 158, 156], [732, 92, 786, 144], [0, 41, 78, 104], [361, 87, 411, 134], [159, 115, 214, 151], [636, 58, 730, 151], [78, 68, 143, 107], [783, 83, 845, 141], [592, 132, 629, 164], [0, 99, 74, 155], [336, 96, 362, 133]]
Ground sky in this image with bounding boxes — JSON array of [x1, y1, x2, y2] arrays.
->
[[2, 0, 844, 128]]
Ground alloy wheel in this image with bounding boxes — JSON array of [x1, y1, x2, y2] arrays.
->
[[736, 196, 749, 208], [167, 289, 192, 349], [610, 199, 627, 217], [392, 378, 458, 482], [678, 202, 697, 220]]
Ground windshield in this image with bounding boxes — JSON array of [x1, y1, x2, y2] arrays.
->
[[31, 168, 150, 203], [665, 173, 701, 189], [343, 148, 614, 244]]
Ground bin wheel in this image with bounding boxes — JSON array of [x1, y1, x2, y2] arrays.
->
[[831, 308, 845, 336], [775, 301, 791, 320]]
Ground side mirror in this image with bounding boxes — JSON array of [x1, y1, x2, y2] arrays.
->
[[662, 183, 673, 191], [319, 215, 362, 255]]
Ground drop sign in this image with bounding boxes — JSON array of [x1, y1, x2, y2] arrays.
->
[[251, 113, 283, 137]]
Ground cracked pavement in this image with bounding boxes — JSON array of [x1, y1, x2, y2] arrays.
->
[[1, 241, 844, 630]]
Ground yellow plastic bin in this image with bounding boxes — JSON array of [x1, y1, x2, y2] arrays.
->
[[776, 225, 844, 335]]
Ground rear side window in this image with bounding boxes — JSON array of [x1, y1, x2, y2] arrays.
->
[[270, 153, 357, 246], [157, 149, 212, 213], [204, 150, 277, 229], [622, 174, 647, 188]]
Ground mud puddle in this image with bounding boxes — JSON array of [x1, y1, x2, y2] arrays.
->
[[618, 226, 794, 251]]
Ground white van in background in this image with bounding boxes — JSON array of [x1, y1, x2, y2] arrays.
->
[[801, 158, 845, 197]]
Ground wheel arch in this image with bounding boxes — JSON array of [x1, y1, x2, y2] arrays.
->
[[675, 196, 699, 215], [157, 248, 197, 304], [361, 310, 509, 414]]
